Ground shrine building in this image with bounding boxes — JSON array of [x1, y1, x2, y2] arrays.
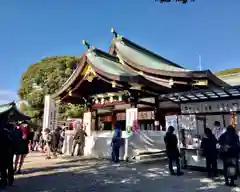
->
[[52, 28, 228, 133]]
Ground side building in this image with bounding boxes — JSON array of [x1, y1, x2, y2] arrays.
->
[[217, 72, 240, 86]]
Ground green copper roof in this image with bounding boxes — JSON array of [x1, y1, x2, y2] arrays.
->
[[0, 103, 13, 114], [0, 102, 30, 121], [114, 39, 190, 72], [86, 50, 135, 77]]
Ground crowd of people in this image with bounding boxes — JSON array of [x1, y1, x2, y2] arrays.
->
[[1, 117, 240, 189], [35, 127, 65, 159], [0, 120, 68, 190], [164, 121, 240, 187], [0, 121, 30, 189]]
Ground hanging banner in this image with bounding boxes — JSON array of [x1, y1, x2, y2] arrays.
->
[[165, 115, 178, 129], [165, 115, 179, 138], [178, 115, 197, 131], [83, 112, 92, 136], [165, 115, 180, 148], [126, 108, 138, 136]]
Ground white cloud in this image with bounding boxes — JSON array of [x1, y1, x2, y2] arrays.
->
[[0, 90, 18, 105]]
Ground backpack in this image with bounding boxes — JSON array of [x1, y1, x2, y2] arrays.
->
[[46, 134, 52, 144]]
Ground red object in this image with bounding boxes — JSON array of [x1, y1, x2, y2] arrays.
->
[[20, 125, 29, 140]]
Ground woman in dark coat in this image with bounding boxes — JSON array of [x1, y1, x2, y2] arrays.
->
[[164, 126, 183, 176], [14, 122, 30, 174], [111, 123, 122, 163], [0, 126, 15, 188], [200, 128, 218, 178]]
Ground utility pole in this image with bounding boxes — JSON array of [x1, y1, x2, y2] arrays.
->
[[197, 53, 202, 71]]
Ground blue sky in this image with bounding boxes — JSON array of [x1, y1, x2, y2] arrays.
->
[[0, 0, 240, 103]]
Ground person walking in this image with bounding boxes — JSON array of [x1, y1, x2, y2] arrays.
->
[[14, 122, 30, 174], [51, 128, 61, 157], [219, 125, 240, 187], [71, 126, 87, 156], [32, 129, 42, 151], [200, 128, 218, 178], [44, 128, 52, 159], [59, 128, 65, 153], [164, 126, 183, 176], [28, 128, 34, 151]]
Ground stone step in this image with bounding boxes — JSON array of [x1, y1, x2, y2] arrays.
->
[[134, 151, 167, 162]]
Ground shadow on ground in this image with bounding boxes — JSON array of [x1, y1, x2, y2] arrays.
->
[[8, 160, 240, 192]]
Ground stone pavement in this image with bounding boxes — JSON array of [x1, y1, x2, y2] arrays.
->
[[5, 153, 240, 192]]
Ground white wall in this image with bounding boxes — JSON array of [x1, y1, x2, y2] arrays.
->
[[63, 130, 166, 159], [128, 131, 166, 155]]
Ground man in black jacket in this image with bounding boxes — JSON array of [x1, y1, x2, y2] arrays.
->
[[200, 128, 218, 178], [164, 126, 183, 176], [0, 125, 15, 188], [219, 125, 240, 187]]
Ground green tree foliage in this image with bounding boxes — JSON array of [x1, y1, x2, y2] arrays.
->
[[18, 56, 85, 121], [59, 103, 86, 120], [215, 68, 240, 76]]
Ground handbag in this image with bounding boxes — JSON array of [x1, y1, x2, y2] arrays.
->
[[219, 145, 229, 153], [226, 158, 237, 178]]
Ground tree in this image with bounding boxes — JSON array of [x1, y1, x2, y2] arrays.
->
[[18, 56, 85, 121], [215, 68, 240, 76], [59, 103, 86, 120]]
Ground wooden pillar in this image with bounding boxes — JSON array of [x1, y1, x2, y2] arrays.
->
[[222, 114, 226, 127], [86, 97, 93, 111], [129, 91, 138, 108], [124, 91, 138, 162], [231, 112, 237, 128], [112, 112, 116, 129], [203, 115, 207, 129], [95, 110, 99, 131], [84, 99, 92, 136], [154, 96, 160, 131]]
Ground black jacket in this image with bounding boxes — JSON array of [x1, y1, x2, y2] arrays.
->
[[51, 130, 61, 148], [164, 132, 179, 158], [201, 135, 218, 158], [219, 131, 240, 158], [0, 129, 14, 167]]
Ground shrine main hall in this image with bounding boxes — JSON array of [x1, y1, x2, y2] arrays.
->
[[52, 28, 229, 132]]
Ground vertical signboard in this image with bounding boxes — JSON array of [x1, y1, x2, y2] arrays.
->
[[165, 115, 179, 142], [126, 108, 138, 135], [51, 103, 59, 130], [83, 112, 92, 136], [43, 95, 58, 130], [124, 108, 138, 161], [165, 115, 178, 130]]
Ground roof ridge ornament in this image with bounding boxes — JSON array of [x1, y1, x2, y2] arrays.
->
[[111, 28, 118, 38], [82, 40, 91, 49]]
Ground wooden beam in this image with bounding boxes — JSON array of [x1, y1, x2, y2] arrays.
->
[[139, 101, 155, 107]]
